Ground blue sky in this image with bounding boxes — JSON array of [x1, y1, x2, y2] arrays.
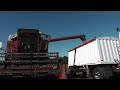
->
[[0, 11, 120, 57]]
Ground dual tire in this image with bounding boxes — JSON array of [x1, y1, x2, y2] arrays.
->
[[92, 67, 113, 79], [92, 67, 105, 79]]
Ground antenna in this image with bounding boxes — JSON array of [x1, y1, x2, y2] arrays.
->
[[117, 28, 120, 40]]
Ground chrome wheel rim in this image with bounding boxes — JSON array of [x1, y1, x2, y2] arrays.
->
[[94, 71, 101, 79]]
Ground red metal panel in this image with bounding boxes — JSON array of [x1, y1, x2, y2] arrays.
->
[[59, 64, 68, 79], [7, 41, 18, 53]]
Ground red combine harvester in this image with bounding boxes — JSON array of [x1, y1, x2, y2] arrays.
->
[[0, 28, 86, 79]]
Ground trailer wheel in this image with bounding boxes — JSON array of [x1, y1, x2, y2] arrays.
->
[[93, 67, 105, 79]]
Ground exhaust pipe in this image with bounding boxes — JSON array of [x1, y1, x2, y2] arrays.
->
[[0, 42, 2, 48], [117, 28, 120, 40]]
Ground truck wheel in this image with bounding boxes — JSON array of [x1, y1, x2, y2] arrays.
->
[[92, 67, 105, 79]]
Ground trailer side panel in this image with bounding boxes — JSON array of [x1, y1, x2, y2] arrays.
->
[[97, 37, 120, 64], [68, 37, 120, 66]]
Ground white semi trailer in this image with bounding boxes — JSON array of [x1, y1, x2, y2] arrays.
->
[[68, 28, 120, 79]]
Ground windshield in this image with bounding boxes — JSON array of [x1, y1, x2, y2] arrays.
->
[[18, 33, 38, 53]]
